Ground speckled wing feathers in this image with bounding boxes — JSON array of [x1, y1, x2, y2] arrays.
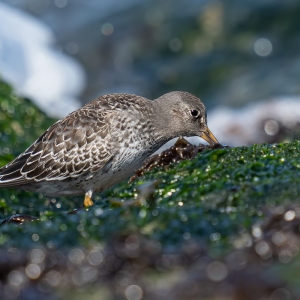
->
[[0, 96, 120, 187]]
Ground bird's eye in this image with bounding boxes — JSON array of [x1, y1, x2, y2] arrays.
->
[[190, 110, 199, 117]]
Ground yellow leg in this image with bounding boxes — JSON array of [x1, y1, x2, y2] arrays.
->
[[84, 191, 94, 207]]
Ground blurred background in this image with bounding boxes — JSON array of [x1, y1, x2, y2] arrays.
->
[[1, 0, 300, 146], [2, 2, 300, 299]]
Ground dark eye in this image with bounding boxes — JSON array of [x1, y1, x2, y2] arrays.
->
[[190, 110, 199, 117]]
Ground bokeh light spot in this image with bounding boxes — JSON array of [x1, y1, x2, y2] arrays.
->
[[252, 226, 262, 238], [264, 119, 279, 136], [30, 248, 45, 263], [210, 232, 221, 241], [206, 261, 228, 281], [45, 270, 62, 287], [272, 232, 285, 246], [8, 271, 24, 286], [25, 264, 41, 279], [255, 241, 272, 258], [54, 0, 67, 8], [271, 288, 291, 300], [279, 250, 292, 263], [125, 285, 143, 300], [94, 208, 103, 216], [169, 38, 182, 52], [69, 248, 85, 265], [284, 210, 295, 221], [125, 235, 140, 251], [88, 250, 104, 266], [31, 234, 39, 242], [102, 23, 114, 36], [183, 232, 191, 240], [4, 283, 20, 299], [254, 38, 272, 56]]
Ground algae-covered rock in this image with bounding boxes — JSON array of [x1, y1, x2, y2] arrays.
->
[[1, 81, 300, 299]]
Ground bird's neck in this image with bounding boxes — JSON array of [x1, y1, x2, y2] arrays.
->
[[151, 99, 184, 144]]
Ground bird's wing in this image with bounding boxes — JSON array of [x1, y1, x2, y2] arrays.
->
[[0, 106, 116, 187]]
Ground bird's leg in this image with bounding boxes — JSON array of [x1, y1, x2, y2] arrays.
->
[[84, 190, 94, 207]]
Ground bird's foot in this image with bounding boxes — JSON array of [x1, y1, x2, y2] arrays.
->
[[0, 214, 39, 226], [84, 193, 94, 207]]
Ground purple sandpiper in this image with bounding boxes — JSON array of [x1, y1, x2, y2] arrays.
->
[[0, 92, 219, 207]]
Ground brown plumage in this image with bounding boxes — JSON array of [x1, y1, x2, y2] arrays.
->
[[0, 92, 219, 207]]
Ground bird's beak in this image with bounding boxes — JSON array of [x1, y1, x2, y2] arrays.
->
[[200, 127, 219, 146]]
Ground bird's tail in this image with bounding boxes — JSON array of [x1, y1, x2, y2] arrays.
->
[[0, 155, 30, 187]]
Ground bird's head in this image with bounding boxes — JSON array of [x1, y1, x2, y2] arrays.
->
[[154, 91, 219, 145]]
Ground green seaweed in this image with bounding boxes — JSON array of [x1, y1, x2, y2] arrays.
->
[[0, 80, 299, 249]]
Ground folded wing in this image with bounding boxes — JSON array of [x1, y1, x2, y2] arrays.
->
[[0, 106, 115, 187]]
